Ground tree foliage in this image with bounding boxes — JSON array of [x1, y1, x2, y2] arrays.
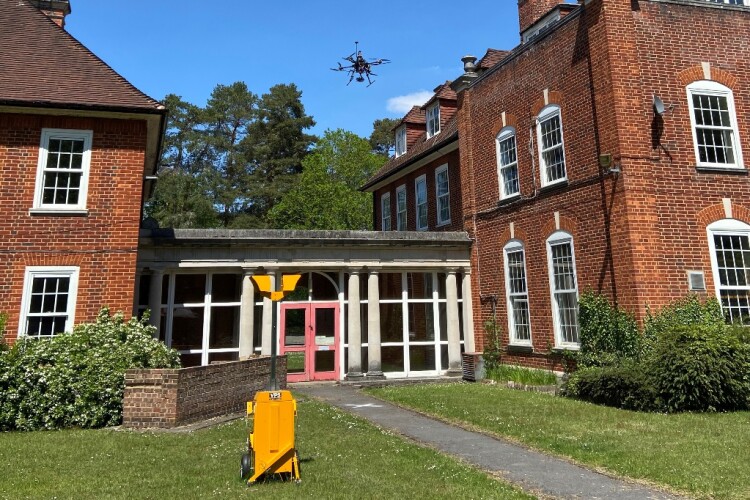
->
[[268, 129, 386, 230], [369, 117, 399, 156], [146, 82, 316, 229]]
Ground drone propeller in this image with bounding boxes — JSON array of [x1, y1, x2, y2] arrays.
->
[[369, 58, 390, 65]]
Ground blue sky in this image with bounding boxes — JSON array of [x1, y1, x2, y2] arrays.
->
[[67, 1, 520, 138]]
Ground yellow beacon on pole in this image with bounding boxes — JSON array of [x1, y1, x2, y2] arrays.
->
[[241, 273, 302, 485]]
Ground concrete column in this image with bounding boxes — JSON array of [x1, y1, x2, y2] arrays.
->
[[462, 270, 476, 353], [147, 269, 164, 339], [260, 271, 276, 356], [367, 270, 385, 379], [239, 271, 255, 358], [446, 270, 462, 375], [346, 270, 364, 379]]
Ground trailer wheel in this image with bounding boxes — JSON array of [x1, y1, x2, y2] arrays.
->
[[240, 453, 252, 480]]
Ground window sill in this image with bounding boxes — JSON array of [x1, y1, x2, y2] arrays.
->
[[498, 194, 521, 206], [435, 220, 451, 227], [506, 344, 533, 354], [539, 180, 568, 194], [551, 345, 580, 354], [695, 166, 748, 175], [29, 208, 89, 217]]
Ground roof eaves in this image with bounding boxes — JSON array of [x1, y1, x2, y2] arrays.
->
[[361, 128, 458, 191]]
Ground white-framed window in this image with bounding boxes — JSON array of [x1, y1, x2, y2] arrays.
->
[[395, 126, 407, 157], [33, 129, 93, 212], [705, 0, 748, 5], [536, 106, 567, 186], [19, 266, 79, 338], [435, 164, 450, 226], [496, 127, 520, 199], [504, 241, 531, 345], [396, 184, 407, 230], [415, 175, 428, 230], [546, 232, 579, 347], [707, 219, 750, 324], [381, 192, 392, 231], [426, 104, 440, 138], [687, 81, 743, 169], [160, 272, 242, 367]]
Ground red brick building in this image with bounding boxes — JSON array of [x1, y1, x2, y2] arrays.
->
[[0, 0, 166, 343], [366, 0, 750, 370]]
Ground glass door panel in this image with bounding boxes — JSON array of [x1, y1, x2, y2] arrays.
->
[[311, 305, 338, 380], [284, 308, 307, 347]]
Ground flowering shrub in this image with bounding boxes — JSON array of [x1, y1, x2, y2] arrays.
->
[[0, 309, 180, 431]]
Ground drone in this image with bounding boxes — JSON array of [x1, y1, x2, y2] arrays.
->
[[331, 41, 390, 87]]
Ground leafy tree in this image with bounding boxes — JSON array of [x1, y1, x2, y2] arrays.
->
[[369, 117, 399, 156], [147, 83, 316, 229], [202, 82, 258, 226], [160, 94, 212, 174], [146, 94, 217, 228], [241, 83, 317, 228], [269, 129, 385, 230], [145, 169, 219, 228]]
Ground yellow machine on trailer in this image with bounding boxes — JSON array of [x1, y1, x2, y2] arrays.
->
[[241, 390, 301, 483], [241, 274, 302, 485]]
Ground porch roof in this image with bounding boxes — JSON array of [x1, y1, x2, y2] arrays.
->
[[138, 229, 473, 271]]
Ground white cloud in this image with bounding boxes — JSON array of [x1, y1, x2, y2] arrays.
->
[[386, 90, 433, 114]]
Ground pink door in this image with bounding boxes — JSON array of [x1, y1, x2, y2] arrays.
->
[[280, 302, 339, 382]]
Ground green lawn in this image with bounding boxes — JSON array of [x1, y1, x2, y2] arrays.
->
[[0, 395, 531, 500], [367, 383, 750, 499]]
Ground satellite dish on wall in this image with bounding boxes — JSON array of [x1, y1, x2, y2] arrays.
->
[[653, 94, 675, 115], [653, 94, 666, 115]]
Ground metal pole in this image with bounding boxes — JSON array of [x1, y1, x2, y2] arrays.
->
[[269, 301, 278, 390]]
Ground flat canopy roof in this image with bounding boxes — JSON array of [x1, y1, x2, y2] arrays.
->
[[138, 229, 473, 271]]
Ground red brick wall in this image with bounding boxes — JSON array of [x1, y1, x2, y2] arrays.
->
[[459, 5, 632, 365], [123, 356, 288, 429], [0, 113, 147, 342], [459, 0, 750, 368], [374, 149, 463, 232], [603, 1, 750, 316]]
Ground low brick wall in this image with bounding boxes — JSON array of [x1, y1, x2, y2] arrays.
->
[[123, 356, 287, 429]]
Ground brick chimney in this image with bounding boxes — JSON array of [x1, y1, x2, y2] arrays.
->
[[518, 0, 562, 33], [28, 0, 71, 29]]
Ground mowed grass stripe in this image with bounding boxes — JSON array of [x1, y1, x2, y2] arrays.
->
[[0, 395, 532, 500]]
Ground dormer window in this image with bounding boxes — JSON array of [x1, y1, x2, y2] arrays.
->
[[426, 104, 440, 138], [395, 126, 406, 157]]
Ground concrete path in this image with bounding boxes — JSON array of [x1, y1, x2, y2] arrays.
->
[[293, 383, 684, 500]]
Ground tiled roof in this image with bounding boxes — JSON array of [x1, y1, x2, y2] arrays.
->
[[393, 106, 426, 130], [362, 116, 458, 190], [478, 48, 510, 70], [0, 0, 163, 112], [422, 81, 457, 109]]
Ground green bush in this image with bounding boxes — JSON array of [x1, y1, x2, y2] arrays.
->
[[578, 290, 640, 367], [0, 309, 180, 431], [562, 363, 659, 411], [644, 295, 724, 348], [649, 324, 750, 412]]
